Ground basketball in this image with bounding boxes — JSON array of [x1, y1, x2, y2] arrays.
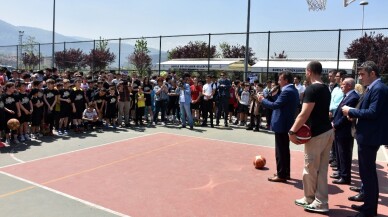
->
[[253, 155, 266, 169], [7, 118, 20, 131], [296, 124, 312, 144]]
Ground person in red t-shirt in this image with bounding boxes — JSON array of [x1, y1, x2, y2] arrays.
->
[[190, 77, 203, 125]]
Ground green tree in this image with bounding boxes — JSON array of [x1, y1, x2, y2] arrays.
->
[[21, 36, 42, 70], [129, 38, 152, 78], [345, 32, 388, 74], [168, 41, 217, 59], [219, 42, 257, 65], [86, 37, 116, 71]]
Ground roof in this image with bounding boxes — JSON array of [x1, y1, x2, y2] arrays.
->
[[155, 58, 245, 71], [251, 59, 357, 73]]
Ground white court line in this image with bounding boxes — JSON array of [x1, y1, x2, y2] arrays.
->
[[9, 153, 25, 163], [0, 132, 161, 170], [0, 171, 130, 217]]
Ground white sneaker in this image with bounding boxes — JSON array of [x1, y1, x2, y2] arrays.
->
[[13, 137, 21, 144], [24, 134, 31, 141], [303, 200, 329, 213], [5, 138, 11, 146], [161, 122, 166, 126], [20, 135, 26, 142]]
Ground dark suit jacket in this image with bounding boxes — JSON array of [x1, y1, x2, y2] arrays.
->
[[333, 90, 360, 139], [348, 80, 388, 146], [261, 84, 299, 133]]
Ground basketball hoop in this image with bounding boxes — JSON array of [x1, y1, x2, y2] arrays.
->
[[306, 0, 327, 11]]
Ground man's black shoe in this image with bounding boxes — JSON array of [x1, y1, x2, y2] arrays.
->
[[253, 128, 260, 132], [332, 178, 351, 185], [351, 204, 363, 212], [330, 161, 338, 167], [349, 186, 361, 193], [348, 193, 364, 202], [246, 127, 253, 130], [330, 174, 340, 179]]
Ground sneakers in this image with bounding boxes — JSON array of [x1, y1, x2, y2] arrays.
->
[[5, 138, 11, 146], [24, 134, 31, 141], [19, 135, 26, 142], [295, 197, 313, 207], [58, 130, 63, 135], [303, 201, 329, 213], [63, 130, 68, 135]]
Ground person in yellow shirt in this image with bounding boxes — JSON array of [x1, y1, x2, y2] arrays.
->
[[135, 86, 146, 126]]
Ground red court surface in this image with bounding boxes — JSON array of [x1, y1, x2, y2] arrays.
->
[[1, 133, 387, 217]]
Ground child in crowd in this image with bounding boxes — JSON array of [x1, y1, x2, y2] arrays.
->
[[237, 83, 250, 126], [43, 79, 58, 135], [58, 79, 72, 135], [135, 86, 145, 126], [3, 82, 21, 145], [82, 102, 102, 131], [17, 81, 32, 141], [105, 86, 118, 128], [93, 88, 106, 122], [30, 88, 44, 139], [71, 79, 87, 133]]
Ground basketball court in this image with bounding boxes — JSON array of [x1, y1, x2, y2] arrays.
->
[[0, 131, 387, 217]]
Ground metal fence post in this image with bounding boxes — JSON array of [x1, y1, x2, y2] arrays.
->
[[336, 29, 341, 73], [208, 33, 211, 74], [158, 36, 162, 76], [118, 38, 121, 72], [16, 45, 19, 70], [38, 43, 41, 70], [266, 31, 271, 80]]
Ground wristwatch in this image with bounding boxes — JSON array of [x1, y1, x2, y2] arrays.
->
[[288, 130, 296, 135]]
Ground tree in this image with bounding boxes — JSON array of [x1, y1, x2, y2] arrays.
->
[[168, 41, 217, 59], [22, 52, 41, 70], [345, 32, 388, 74], [129, 38, 152, 78], [21, 36, 42, 70], [271, 50, 288, 59], [85, 37, 116, 71], [219, 42, 257, 65], [55, 48, 87, 70]]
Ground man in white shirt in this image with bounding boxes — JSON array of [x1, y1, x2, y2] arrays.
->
[[201, 75, 215, 127]]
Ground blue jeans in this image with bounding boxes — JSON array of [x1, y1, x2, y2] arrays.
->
[[180, 103, 193, 127]]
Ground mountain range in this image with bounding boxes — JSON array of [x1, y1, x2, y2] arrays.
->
[[0, 19, 167, 68]]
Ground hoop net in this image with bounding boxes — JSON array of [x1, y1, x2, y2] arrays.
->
[[306, 0, 327, 11]]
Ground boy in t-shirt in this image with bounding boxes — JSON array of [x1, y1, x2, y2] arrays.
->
[[237, 83, 250, 126], [58, 79, 71, 135], [30, 88, 44, 139], [104, 86, 118, 129], [82, 102, 102, 132], [3, 82, 21, 145], [135, 86, 146, 126], [43, 79, 59, 135], [17, 81, 33, 141]]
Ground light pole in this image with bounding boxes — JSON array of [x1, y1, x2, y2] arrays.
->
[[244, 0, 251, 82], [360, 1, 368, 36], [52, 0, 56, 68], [18, 30, 24, 69]]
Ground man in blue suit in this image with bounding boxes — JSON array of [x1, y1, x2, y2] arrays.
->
[[342, 61, 388, 217], [259, 71, 299, 182], [332, 78, 359, 185]]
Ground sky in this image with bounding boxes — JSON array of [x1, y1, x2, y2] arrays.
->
[[1, 0, 387, 40]]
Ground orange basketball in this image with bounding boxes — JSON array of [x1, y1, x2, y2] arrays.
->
[[7, 118, 20, 131], [253, 155, 266, 169]]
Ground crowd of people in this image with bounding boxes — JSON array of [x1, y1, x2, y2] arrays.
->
[[1, 61, 386, 216], [0, 67, 287, 147]]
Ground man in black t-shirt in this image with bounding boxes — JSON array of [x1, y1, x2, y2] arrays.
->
[[288, 61, 334, 214]]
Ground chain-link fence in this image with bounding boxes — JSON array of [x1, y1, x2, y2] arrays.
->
[[1, 27, 387, 80]]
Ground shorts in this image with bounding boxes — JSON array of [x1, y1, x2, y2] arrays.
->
[[190, 102, 200, 110], [60, 103, 71, 118], [31, 109, 44, 127], [19, 114, 31, 123], [238, 104, 249, 114]]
